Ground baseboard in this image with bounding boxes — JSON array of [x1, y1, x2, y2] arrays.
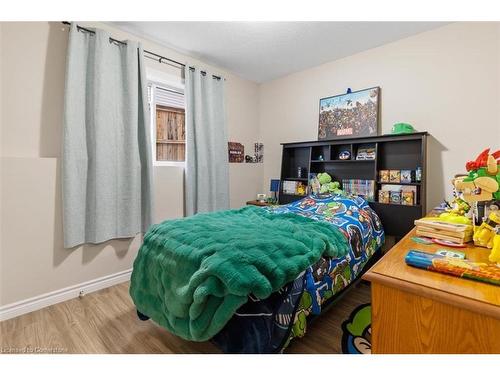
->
[[0, 268, 132, 322]]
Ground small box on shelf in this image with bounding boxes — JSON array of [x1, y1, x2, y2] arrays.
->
[[402, 191, 414, 205], [400, 170, 413, 184], [378, 190, 390, 204], [379, 170, 390, 183], [377, 184, 418, 206], [354, 143, 376, 160], [390, 190, 401, 204], [389, 170, 401, 183]]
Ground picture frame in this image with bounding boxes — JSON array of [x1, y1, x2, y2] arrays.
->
[[318, 87, 380, 140], [379, 170, 390, 183], [389, 170, 401, 183], [402, 191, 415, 206], [378, 190, 390, 203], [400, 169, 413, 184], [390, 190, 402, 204], [228, 142, 244, 163]]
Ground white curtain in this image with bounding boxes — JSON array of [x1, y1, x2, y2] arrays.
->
[[185, 67, 229, 216], [62, 24, 153, 248]]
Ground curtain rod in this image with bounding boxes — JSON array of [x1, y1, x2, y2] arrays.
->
[[61, 22, 223, 80]]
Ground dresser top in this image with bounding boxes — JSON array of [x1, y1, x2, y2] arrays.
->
[[364, 227, 500, 318]]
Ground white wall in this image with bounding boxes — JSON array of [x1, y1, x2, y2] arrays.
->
[[259, 22, 500, 208], [0, 22, 262, 306]]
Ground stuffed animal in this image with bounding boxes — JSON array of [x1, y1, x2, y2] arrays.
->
[[317, 173, 332, 185], [316, 173, 343, 195]]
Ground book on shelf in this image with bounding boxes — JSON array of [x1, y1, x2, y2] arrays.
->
[[342, 179, 375, 201]]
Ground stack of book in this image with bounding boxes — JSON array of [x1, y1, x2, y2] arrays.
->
[[414, 219, 473, 244]]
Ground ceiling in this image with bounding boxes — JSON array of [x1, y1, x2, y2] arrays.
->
[[111, 22, 448, 83]]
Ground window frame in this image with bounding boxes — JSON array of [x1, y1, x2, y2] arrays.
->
[[147, 68, 186, 168]]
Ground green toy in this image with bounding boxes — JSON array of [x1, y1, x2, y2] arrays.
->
[[317, 172, 332, 185], [317, 173, 343, 195], [391, 122, 416, 134]]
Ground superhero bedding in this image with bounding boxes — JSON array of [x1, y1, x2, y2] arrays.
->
[[129, 194, 384, 353]]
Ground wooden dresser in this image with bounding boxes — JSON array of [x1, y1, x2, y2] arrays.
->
[[364, 228, 500, 353]]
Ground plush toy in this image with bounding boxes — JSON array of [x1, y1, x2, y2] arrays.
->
[[321, 181, 342, 194], [317, 173, 332, 185], [316, 173, 343, 195]]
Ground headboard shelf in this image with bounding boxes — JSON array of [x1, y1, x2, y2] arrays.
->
[[310, 159, 375, 163], [279, 132, 428, 238]]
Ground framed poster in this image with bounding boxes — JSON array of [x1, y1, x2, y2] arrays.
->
[[318, 87, 380, 140], [228, 142, 244, 163]]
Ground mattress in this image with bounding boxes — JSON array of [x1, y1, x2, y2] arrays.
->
[[211, 194, 385, 353]]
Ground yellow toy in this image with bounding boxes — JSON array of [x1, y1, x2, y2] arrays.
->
[[473, 211, 500, 248], [448, 197, 470, 216], [437, 212, 472, 225], [296, 184, 307, 196], [489, 229, 500, 264]]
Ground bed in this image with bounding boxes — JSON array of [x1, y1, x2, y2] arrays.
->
[[130, 194, 384, 353]]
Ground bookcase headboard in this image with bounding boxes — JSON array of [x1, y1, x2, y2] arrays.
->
[[279, 132, 428, 238]]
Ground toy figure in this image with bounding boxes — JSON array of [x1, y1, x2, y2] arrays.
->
[[453, 148, 500, 202], [489, 228, 500, 264], [473, 211, 500, 248], [448, 196, 471, 216], [437, 185, 473, 224], [296, 183, 307, 196]]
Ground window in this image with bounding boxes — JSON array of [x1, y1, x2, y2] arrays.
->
[[148, 78, 186, 165]]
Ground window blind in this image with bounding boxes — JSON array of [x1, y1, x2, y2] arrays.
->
[[148, 84, 185, 109]]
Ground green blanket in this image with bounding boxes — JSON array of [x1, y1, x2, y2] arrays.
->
[[129, 206, 348, 341]]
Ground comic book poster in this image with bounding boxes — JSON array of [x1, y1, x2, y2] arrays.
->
[[318, 87, 379, 140]]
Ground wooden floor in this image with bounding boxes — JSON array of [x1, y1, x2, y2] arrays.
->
[[0, 281, 371, 354]]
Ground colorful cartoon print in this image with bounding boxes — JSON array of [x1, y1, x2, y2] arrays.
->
[[341, 303, 372, 354], [265, 194, 384, 349], [347, 224, 363, 258], [329, 259, 352, 294], [298, 197, 317, 211], [311, 258, 330, 282]]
